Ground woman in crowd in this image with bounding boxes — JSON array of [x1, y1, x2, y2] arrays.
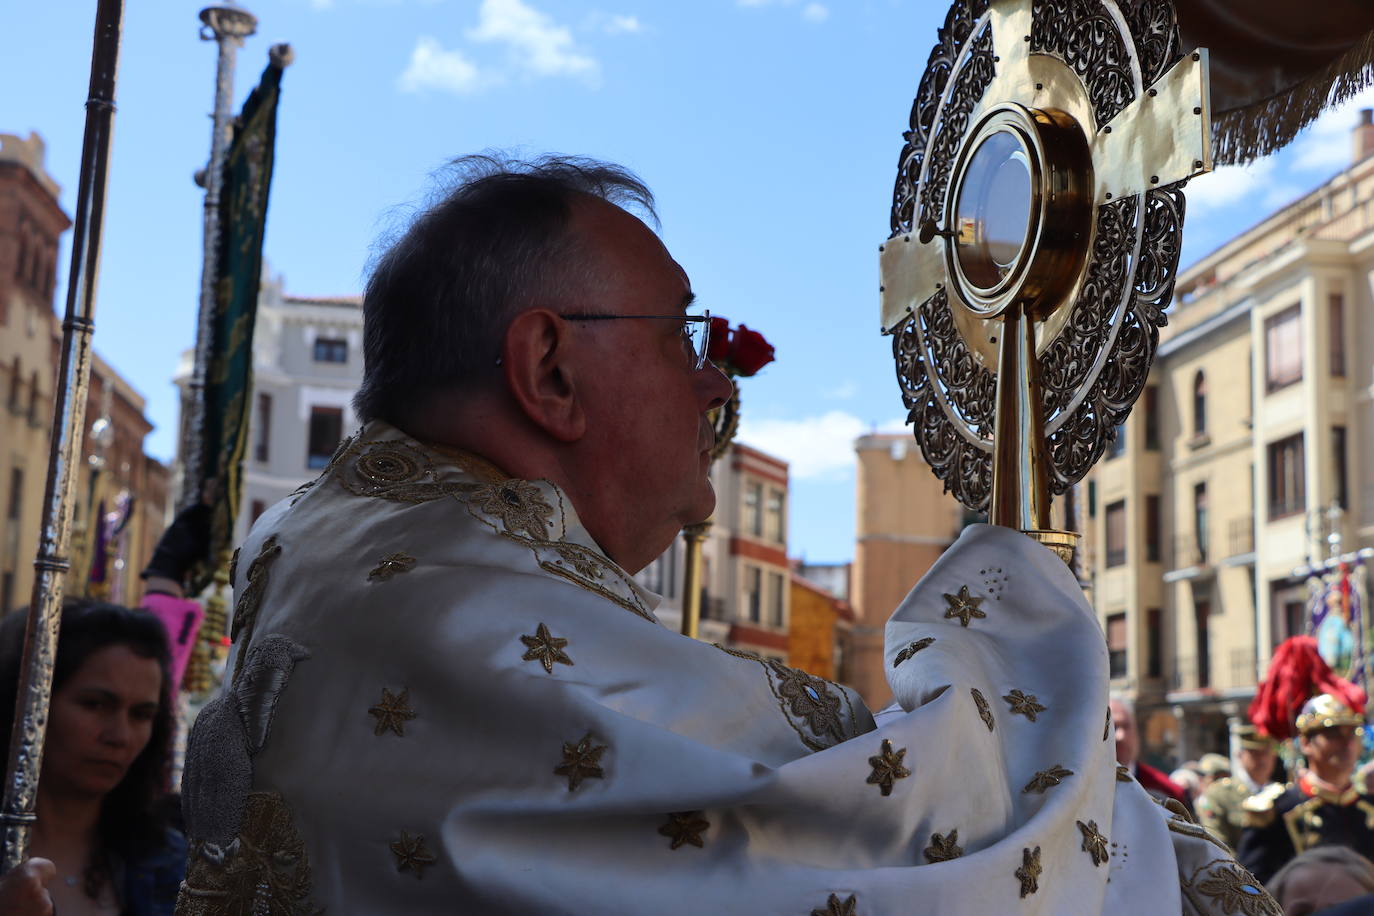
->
[[1265, 845, 1374, 916], [0, 599, 185, 915]]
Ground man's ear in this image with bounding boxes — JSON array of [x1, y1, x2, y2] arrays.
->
[[501, 309, 586, 443]]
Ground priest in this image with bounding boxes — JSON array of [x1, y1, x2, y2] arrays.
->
[[175, 155, 1278, 915]]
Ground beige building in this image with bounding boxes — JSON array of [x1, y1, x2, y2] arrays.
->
[[0, 131, 169, 613], [1084, 114, 1374, 767]]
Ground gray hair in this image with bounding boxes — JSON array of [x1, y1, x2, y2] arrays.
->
[[353, 153, 656, 425], [1267, 846, 1374, 903]]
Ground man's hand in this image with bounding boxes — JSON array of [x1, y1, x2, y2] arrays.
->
[[0, 858, 56, 915]]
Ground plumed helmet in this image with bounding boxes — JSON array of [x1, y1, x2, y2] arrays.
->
[[1295, 693, 1365, 736]]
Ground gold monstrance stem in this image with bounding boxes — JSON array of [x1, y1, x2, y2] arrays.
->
[[680, 522, 710, 638], [989, 302, 1050, 532]]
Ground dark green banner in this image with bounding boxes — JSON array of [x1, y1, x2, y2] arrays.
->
[[193, 59, 286, 593]]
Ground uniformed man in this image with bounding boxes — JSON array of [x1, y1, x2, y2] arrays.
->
[[1237, 695, 1374, 883], [1196, 725, 1281, 849]]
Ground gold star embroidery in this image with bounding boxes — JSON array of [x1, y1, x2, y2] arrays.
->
[[472, 479, 554, 541], [942, 585, 986, 627], [555, 732, 606, 791], [893, 637, 935, 668], [1078, 820, 1108, 866], [1016, 846, 1042, 898], [390, 831, 437, 879], [1194, 863, 1277, 914], [923, 829, 964, 863], [520, 623, 573, 674], [972, 688, 994, 732], [1116, 764, 1132, 782], [658, 811, 710, 849], [811, 894, 857, 916], [368, 552, 416, 582], [1023, 764, 1074, 794], [866, 739, 911, 796], [1003, 689, 1047, 722], [368, 687, 416, 737]]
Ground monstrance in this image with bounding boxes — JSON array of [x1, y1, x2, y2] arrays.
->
[[881, 0, 1210, 558]]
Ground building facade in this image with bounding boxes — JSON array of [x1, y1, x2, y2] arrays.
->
[[1, 131, 168, 613], [1083, 114, 1374, 768]]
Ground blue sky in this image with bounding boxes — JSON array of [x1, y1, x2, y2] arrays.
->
[[3, 0, 1369, 562]]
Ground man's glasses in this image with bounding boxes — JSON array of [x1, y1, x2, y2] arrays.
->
[[558, 310, 713, 370]]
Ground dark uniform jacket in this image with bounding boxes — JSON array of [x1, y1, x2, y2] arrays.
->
[[1237, 776, 1374, 884]]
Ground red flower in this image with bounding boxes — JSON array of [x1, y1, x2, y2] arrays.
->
[[728, 324, 775, 377], [707, 316, 732, 362]]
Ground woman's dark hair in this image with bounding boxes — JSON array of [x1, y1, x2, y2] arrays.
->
[[0, 599, 175, 887]]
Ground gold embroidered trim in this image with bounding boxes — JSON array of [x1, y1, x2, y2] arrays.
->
[[1077, 820, 1108, 866], [812, 894, 858, 916], [1164, 814, 1234, 855], [1180, 859, 1282, 916], [368, 552, 416, 582], [176, 792, 315, 915], [369, 687, 416, 737], [539, 552, 656, 623], [555, 732, 606, 791], [472, 479, 555, 541], [520, 623, 573, 674], [337, 438, 478, 504], [390, 831, 438, 879], [972, 688, 994, 732], [866, 739, 910, 796], [658, 811, 710, 849], [1016, 846, 1042, 898], [1281, 795, 1325, 854], [923, 830, 963, 863], [1003, 689, 1046, 722], [712, 646, 857, 751], [230, 535, 283, 667], [1105, 708, 1111, 742], [893, 637, 935, 667], [942, 585, 986, 627], [1023, 765, 1073, 794], [228, 547, 240, 585], [1116, 764, 1133, 782]]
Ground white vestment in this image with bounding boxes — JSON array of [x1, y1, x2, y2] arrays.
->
[[176, 422, 1279, 915]]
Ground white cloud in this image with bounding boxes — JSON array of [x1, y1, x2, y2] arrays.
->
[[468, 0, 599, 83], [801, 3, 829, 22], [1287, 85, 1374, 173], [1185, 157, 1278, 211], [604, 14, 642, 34], [309, 0, 334, 8], [397, 37, 486, 94], [824, 379, 858, 400], [737, 0, 829, 20], [737, 411, 908, 480]]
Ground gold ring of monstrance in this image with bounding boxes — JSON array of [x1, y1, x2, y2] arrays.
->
[[880, 0, 1210, 514]]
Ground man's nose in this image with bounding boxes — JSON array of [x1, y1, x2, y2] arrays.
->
[[697, 362, 734, 411]]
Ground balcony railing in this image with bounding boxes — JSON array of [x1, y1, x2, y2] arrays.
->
[[1171, 533, 1210, 569], [1227, 517, 1254, 558]]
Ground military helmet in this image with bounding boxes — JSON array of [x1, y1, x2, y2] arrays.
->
[[1295, 694, 1365, 736], [1232, 723, 1278, 752]]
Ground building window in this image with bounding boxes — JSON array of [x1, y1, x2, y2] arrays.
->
[[1087, 480, 1096, 518], [1265, 304, 1302, 392], [27, 371, 39, 424], [744, 481, 762, 537], [250, 500, 266, 525], [1145, 494, 1161, 563], [1267, 433, 1305, 519], [7, 467, 22, 521], [745, 566, 762, 623], [1143, 385, 1160, 450], [306, 406, 343, 469], [254, 393, 272, 463], [1330, 293, 1345, 377], [764, 489, 785, 543], [1333, 426, 1348, 510], [1272, 581, 1307, 645], [1193, 482, 1208, 564], [1105, 500, 1126, 567], [1146, 608, 1162, 678], [1195, 600, 1211, 688], [8, 357, 20, 412], [1192, 370, 1207, 435], [313, 337, 348, 363], [768, 571, 785, 627], [1106, 423, 1126, 459], [1107, 613, 1127, 679]]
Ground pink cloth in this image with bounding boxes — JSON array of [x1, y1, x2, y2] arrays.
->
[[140, 592, 204, 694]]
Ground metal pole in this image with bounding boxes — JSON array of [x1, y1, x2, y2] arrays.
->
[[1, 0, 124, 871], [680, 523, 710, 638], [183, 2, 257, 508]]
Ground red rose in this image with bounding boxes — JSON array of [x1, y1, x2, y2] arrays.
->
[[727, 324, 775, 376], [707, 316, 732, 362]]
